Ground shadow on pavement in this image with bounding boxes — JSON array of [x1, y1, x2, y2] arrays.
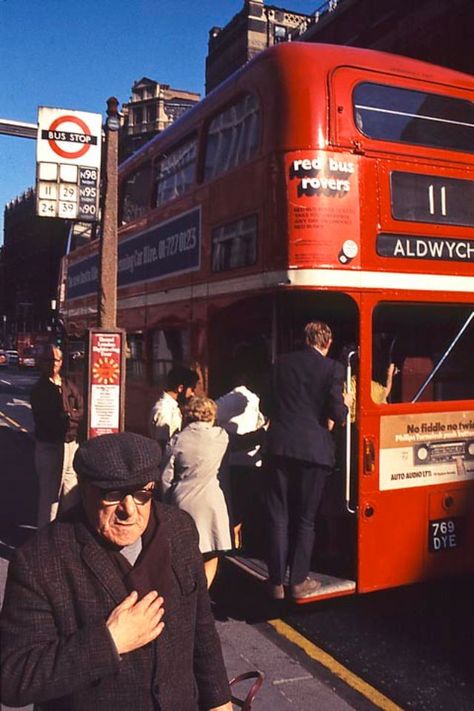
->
[[211, 558, 295, 623], [0, 429, 37, 558]]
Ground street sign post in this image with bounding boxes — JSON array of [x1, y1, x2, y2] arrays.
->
[[36, 107, 102, 221]]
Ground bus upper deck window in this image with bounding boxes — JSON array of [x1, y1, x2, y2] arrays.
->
[[353, 83, 474, 154], [119, 163, 152, 225], [154, 136, 197, 208], [204, 94, 260, 182]]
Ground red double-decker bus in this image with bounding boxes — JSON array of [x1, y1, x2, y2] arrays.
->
[[61, 43, 474, 602]]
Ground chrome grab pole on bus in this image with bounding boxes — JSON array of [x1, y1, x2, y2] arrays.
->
[[411, 310, 474, 403], [345, 349, 358, 514]]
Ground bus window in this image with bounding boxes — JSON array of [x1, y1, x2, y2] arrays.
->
[[126, 333, 145, 380], [120, 162, 152, 225], [154, 136, 197, 207], [151, 328, 191, 385], [372, 303, 474, 404], [353, 83, 474, 153], [203, 94, 260, 182], [211, 214, 258, 272]]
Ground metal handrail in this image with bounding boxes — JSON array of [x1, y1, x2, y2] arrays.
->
[[411, 311, 474, 403], [345, 349, 358, 514]]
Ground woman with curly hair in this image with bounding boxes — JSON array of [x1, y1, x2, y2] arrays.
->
[[160, 396, 233, 588]]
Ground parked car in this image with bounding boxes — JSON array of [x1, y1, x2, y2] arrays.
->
[[0, 350, 7, 367], [18, 346, 37, 369], [5, 350, 19, 366]]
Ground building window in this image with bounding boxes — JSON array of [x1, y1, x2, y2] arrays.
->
[[120, 163, 152, 225], [353, 82, 474, 154], [212, 214, 257, 272], [134, 106, 144, 125], [204, 94, 260, 182], [147, 105, 157, 123], [274, 25, 287, 43], [153, 136, 197, 207]]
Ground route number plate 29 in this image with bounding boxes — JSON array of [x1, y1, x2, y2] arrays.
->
[[428, 517, 464, 552]]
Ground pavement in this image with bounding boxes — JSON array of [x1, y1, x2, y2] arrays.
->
[[217, 616, 357, 710]]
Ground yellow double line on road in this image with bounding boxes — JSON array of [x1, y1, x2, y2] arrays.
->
[[0, 410, 28, 432], [270, 618, 404, 710]]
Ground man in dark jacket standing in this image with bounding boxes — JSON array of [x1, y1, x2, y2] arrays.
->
[[265, 321, 351, 600], [30, 344, 84, 527], [0, 432, 232, 711]]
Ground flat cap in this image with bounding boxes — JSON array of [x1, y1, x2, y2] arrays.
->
[[74, 432, 162, 489]]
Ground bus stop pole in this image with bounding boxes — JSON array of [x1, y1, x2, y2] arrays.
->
[[98, 97, 120, 329], [85, 97, 126, 436]]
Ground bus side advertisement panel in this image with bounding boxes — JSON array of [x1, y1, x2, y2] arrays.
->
[[66, 208, 201, 300], [379, 411, 474, 491], [286, 152, 360, 268], [118, 207, 201, 287]]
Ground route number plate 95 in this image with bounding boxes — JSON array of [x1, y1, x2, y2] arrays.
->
[[428, 517, 464, 553]]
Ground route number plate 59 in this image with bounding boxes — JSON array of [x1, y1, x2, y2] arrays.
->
[[428, 517, 464, 553]]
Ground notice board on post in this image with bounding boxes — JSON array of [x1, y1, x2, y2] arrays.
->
[[86, 328, 126, 439]]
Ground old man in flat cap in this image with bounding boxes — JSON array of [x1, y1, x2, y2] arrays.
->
[[0, 432, 232, 711]]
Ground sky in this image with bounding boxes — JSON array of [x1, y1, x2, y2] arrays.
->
[[0, 0, 318, 243]]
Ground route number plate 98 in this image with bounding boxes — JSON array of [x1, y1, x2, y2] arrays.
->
[[428, 517, 464, 552]]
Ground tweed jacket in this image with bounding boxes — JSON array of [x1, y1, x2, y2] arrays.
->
[[266, 346, 347, 467], [0, 502, 231, 711]]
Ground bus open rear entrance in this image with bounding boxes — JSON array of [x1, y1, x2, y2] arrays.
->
[[214, 291, 474, 604]]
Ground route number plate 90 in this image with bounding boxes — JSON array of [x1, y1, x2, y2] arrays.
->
[[428, 517, 464, 553]]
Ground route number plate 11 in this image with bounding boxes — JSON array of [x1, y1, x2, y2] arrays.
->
[[428, 517, 464, 553]]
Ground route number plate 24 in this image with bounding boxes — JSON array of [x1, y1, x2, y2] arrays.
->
[[428, 517, 464, 552]]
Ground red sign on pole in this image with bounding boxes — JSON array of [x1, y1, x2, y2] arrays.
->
[[87, 329, 125, 438]]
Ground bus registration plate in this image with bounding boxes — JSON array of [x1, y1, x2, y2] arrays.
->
[[428, 517, 464, 553]]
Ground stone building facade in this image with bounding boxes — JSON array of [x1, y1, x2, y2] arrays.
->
[[120, 78, 200, 159], [298, 0, 474, 76], [205, 0, 313, 94]]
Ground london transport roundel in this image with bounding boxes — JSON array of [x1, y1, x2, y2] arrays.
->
[[37, 107, 102, 169], [47, 115, 94, 160]]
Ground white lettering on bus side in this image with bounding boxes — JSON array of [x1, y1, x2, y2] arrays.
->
[[68, 266, 99, 288], [393, 238, 474, 261], [290, 156, 355, 197], [158, 228, 197, 260], [299, 176, 350, 195]]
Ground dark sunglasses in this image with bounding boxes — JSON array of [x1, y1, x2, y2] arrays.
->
[[99, 487, 155, 506]]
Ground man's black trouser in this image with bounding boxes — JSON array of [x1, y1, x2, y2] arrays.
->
[[264, 455, 330, 586]]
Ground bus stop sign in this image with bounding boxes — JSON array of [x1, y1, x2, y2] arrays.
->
[[36, 107, 102, 222]]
